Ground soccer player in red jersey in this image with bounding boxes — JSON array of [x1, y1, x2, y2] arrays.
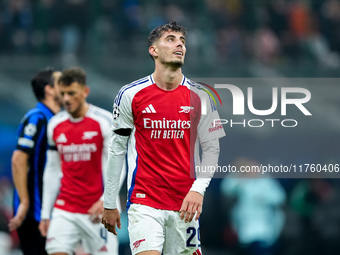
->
[[102, 22, 225, 255], [39, 67, 123, 255]]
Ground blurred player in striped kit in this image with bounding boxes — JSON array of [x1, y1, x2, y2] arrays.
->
[[9, 67, 62, 255]]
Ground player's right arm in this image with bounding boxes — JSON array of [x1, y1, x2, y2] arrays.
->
[[8, 150, 29, 231], [9, 113, 45, 231], [102, 132, 130, 235], [102, 90, 133, 235], [39, 121, 62, 237]]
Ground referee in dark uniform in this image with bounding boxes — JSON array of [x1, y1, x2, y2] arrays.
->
[[8, 67, 62, 255]]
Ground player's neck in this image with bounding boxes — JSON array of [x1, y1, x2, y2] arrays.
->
[[41, 97, 61, 114], [71, 102, 89, 119], [153, 65, 183, 91]]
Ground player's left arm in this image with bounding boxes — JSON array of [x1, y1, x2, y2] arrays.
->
[[180, 88, 225, 222], [180, 138, 220, 223]]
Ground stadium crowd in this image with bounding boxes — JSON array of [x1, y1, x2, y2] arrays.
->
[[1, 0, 340, 68]]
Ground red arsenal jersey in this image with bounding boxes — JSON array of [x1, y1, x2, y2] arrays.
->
[[47, 105, 111, 213], [112, 75, 225, 210]]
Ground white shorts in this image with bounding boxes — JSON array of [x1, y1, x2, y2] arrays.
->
[[46, 208, 118, 255], [127, 204, 202, 255]]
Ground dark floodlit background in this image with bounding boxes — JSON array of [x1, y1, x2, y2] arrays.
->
[[0, 0, 340, 254]]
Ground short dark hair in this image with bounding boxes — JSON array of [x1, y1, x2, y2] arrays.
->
[[31, 67, 56, 101], [148, 21, 187, 59], [59, 67, 86, 86]]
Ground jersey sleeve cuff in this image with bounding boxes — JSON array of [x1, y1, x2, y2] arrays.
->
[[103, 202, 117, 210], [189, 187, 205, 197]]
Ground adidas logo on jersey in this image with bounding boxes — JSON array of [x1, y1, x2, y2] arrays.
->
[[142, 104, 156, 113], [56, 133, 67, 143]]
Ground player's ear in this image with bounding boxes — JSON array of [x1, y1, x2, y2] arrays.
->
[[44, 84, 53, 97], [149, 45, 157, 58], [84, 86, 90, 98]]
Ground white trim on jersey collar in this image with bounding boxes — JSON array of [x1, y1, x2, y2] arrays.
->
[[150, 73, 186, 86], [180, 75, 186, 85]]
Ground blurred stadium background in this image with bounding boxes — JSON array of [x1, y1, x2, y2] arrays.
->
[[1, 0, 340, 254]]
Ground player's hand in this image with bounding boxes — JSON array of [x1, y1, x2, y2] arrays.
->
[[180, 191, 203, 223], [101, 208, 121, 235], [8, 202, 29, 231], [88, 200, 104, 224], [38, 219, 50, 237]]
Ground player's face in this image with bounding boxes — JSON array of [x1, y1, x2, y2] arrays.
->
[[59, 82, 89, 118], [152, 31, 186, 67]]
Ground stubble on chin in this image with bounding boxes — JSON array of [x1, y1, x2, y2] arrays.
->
[[161, 59, 184, 68]]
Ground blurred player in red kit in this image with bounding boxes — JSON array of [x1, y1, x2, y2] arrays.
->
[[39, 67, 124, 255]]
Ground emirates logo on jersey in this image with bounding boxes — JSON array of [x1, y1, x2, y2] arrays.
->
[[143, 118, 191, 129], [58, 143, 97, 153], [143, 118, 191, 139], [57, 143, 97, 162]]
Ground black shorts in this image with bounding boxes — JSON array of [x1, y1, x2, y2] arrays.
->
[[17, 216, 47, 255]]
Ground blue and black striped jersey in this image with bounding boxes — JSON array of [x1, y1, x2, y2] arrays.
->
[[13, 102, 55, 222]]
